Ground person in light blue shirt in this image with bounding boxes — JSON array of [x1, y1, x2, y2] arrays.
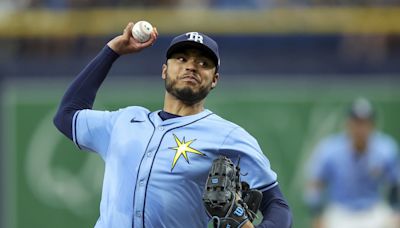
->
[[305, 98, 400, 228], [54, 22, 292, 228]]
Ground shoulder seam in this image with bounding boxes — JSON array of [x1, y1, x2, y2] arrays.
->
[[218, 126, 240, 153]]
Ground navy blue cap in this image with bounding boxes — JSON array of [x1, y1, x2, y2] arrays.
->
[[166, 32, 220, 69], [348, 97, 375, 120]]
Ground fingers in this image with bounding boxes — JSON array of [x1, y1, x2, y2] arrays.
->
[[112, 22, 158, 54], [149, 27, 158, 44], [154, 27, 159, 37], [123, 22, 134, 40], [139, 27, 158, 48]]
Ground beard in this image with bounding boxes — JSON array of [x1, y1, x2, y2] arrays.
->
[[165, 73, 212, 105]]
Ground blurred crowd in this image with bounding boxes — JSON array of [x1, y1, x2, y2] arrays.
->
[[0, 0, 399, 10], [1, 0, 399, 77]]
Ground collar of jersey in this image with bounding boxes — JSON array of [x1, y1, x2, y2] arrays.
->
[[150, 109, 213, 127]]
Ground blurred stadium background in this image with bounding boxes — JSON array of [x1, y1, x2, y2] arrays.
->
[[1, 0, 400, 227]]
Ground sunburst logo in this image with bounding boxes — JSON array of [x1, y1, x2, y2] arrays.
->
[[169, 134, 206, 171]]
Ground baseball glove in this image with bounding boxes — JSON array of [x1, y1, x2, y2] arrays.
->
[[203, 156, 262, 228]]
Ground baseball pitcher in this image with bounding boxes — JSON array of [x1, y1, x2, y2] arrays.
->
[[54, 22, 292, 228]]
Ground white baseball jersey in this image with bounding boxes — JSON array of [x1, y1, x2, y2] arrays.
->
[[72, 107, 277, 228]]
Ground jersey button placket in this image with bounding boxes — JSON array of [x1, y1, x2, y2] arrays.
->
[[133, 123, 167, 228]]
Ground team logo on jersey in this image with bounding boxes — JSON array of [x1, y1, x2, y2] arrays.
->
[[169, 134, 206, 171]]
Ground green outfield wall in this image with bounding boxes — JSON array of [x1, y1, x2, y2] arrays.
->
[[2, 77, 400, 228]]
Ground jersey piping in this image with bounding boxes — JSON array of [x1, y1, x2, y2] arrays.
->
[[138, 112, 214, 227]]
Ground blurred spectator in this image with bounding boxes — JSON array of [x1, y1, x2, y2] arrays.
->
[[305, 98, 400, 228], [210, 0, 266, 9], [22, 0, 182, 8], [176, 0, 210, 8], [16, 37, 77, 58], [338, 35, 389, 68], [0, 0, 30, 10], [6, 0, 400, 8], [288, 0, 399, 6]]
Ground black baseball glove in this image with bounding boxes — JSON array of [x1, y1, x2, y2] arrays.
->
[[203, 156, 262, 228]]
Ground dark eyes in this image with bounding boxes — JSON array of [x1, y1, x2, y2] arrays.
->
[[176, 56, 211, 68], [198, 61, 209, 67]]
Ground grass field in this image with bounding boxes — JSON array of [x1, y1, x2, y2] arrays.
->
[[2, 77, 400, 228]]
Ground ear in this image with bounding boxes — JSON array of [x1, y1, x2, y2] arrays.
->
[[162, 63, 167, 80], [211, 72, 219, 89]]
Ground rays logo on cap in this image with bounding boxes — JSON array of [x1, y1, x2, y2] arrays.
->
[[186, 32, 203, 44], [166, 31, 220, 69]]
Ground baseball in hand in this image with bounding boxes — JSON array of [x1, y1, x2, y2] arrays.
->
[[131, 21, 153, 43]]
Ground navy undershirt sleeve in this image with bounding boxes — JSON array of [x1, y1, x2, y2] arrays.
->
[[256, 185, 292, 228], [53, 45, 120, 140]]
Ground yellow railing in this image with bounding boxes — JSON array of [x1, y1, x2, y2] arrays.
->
[[1, 7, 399, 38]]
